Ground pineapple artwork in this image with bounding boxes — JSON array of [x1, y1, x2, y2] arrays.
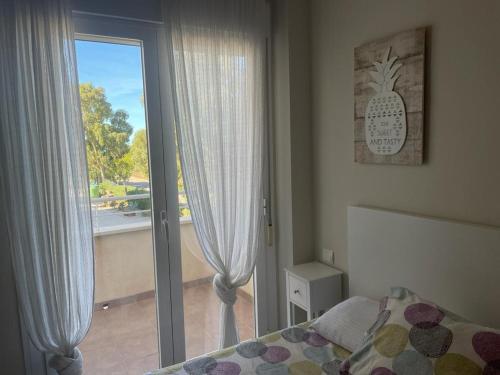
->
[[365, 47, 407, 155], [354, 28, 425, 165]]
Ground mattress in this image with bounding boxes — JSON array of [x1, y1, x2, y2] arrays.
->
[[147, 321, 351, 375]]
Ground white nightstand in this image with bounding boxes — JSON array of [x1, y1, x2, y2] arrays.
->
[[285, 261, 343, 326]]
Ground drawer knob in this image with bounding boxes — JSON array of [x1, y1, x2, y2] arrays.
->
[[294, 289, 300, 294]]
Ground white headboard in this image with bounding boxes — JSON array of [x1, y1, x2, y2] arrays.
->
[[348, 206, 500, 329]]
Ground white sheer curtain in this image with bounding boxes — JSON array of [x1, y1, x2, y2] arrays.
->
[[165, 0, 267, 348], [0, 0, 94, 374]]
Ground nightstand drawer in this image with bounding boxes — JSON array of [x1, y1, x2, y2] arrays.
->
[[288, 274, 308, 308]]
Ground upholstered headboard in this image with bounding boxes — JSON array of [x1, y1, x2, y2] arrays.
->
[[347, 206, 500, 329]]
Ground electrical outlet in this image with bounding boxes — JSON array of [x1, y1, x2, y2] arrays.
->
[[321, 248, 335, 265]]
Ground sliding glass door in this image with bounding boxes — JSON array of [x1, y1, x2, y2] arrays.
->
[[71, 10, 276, 374]]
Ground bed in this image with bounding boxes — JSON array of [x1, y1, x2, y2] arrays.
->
[[147, 321, 351, 375], [149, 206, 500, 374]]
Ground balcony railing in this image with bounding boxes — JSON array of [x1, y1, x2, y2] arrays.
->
[[91, 191, 190, 235]]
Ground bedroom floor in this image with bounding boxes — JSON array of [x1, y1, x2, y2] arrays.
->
[[80, 282, 254, 375]]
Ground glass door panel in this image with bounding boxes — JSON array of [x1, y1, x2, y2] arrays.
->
[[75, 38, 159, 374], [177, 167, 256, 359]]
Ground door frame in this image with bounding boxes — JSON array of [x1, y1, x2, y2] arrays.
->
[[73, 10, 278, 365], [253, 2, 279, 337], [72, 13, 185, 367]]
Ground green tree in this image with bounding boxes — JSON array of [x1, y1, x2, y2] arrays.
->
[[177, 151, 184, 193], [130, 129, 149, 179], [79, 83, 133, 184], [113, 153, 134, 194], [176, 149, 191, 217]]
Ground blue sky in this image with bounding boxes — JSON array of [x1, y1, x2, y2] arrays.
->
[[75, 40, 146, 132]]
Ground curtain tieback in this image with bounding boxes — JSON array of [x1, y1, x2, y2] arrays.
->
[[213, 273, 237, 306], [48, 347, 83, 375]]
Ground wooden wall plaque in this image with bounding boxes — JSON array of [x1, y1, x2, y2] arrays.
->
[[354, 28, 425, 165]]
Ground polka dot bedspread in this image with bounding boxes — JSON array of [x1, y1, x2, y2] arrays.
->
[[146, 288, 500, 374], [146, 321, 351, 375], [345, 288, 500, 374]]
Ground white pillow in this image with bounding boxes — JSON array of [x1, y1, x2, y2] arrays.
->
[[310, 296, 379, 352]]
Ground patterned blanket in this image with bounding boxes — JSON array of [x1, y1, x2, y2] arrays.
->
[[147, 322, 351, 375]]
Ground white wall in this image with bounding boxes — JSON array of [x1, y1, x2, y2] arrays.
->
[[271, 0, 315, 327], [93, 223, 256, 305], [310, 0, 500, 272]]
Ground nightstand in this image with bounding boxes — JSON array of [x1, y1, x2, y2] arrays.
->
[[285, 261, 343, 326]]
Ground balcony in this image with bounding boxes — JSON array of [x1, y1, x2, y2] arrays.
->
[[79, 195, 254, 374]]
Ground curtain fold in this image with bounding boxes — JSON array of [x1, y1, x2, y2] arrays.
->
[[164, 0, 267, 348], [0, 0, 94, 374]]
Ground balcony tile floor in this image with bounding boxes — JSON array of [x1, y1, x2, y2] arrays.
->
[[80, 282, 254, 375]]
